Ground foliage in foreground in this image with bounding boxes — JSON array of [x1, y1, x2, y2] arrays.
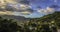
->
[[0, 12, 60, 32], [0, 17, 20, 32], [19, 12, 60, 32]]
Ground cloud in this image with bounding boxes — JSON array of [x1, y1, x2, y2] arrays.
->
[[15, 0, 29, 5], [37, 7, 55, 15], [49, 5, 60, 11], [13, 11, 31, 15], [0, 0, 33, 15], [0, 11, 32, 16], [7, 3, 33, 14], [46, 7, 55, 13]]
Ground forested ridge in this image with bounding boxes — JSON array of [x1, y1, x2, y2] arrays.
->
[[0, 12, 60, 32]]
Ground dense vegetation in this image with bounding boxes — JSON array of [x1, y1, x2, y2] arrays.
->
[[0, 17, 20, 32], [0, 12, 60, 32]]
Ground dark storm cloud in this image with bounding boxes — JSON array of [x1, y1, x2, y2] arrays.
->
[[15, 0, 30, 5]]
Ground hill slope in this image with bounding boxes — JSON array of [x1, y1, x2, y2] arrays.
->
[[30, 12, 60, 21], [30, 12, 60, 29], [0, 15, 29, 21]]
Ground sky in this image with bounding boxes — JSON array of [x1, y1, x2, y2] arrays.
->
[[0, 0, 60, 18], [30, 0, 60, 9], [21, 0, 60, 18]]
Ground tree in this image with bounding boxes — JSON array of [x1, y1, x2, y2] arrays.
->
[[0, 17, 20, 32]]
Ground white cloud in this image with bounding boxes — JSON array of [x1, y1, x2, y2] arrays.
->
[[46, 7, 55, 13], [0, 0, 33, 15], [13, 11, 31, 15], [37, 7, 55, 15], [0, 11, 31, 16]]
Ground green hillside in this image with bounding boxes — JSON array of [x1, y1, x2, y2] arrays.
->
[[0, 12, 60, 32], [20, 12, 60, 32], [29, 12, 60, 29]]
